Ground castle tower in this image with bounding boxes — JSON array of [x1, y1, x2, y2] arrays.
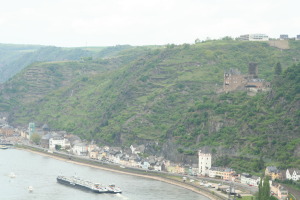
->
[[248, 63, 258, 78], [198, 150, 211, 176], [28, 122, 35, 138]]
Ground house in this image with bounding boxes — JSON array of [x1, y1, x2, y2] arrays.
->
[[113, 153, 124, 164], [72, 143, 88, 156], [130, 144, 145, 155], [19, 129, 28, 139], [190, 164, 198, 175], [65, 134, 81, 146], [270, 181, 288, 200], [209, 167, 235, 180], [209, 167, 221, 178], [141, 161, 150, 170], [296, 35, 300, 40], [0, 125, 15, 136], [89, 149, 99, 159], [49, 137, 70, 150], [278, 186, 288, 200], [40, 133, 52, 148], [106, 147, 122, 163], [198, 150, 211, 176], [87, 144, 98, 153], [265, 166, 282, 180], [240, 173, 261, 186], [153, 162, 166, 172], [286, 168, 300, 181], [97, 150, 107, 161], [167, 163, 177, 173], [41, 124, 50, 132], [126, 154, 141, 168]]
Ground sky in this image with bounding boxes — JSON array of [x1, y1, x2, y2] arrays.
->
[[0, 0, 299, 47]]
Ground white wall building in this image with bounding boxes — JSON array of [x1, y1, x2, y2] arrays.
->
[[286, 169, 300, 181], [241, 173, 260, 186], [49, 137, 70, 150], [208, 167, 218, 178], [198, 150, 211, 176], [239, 34, 269, 41], [72, 143, 88, 156]]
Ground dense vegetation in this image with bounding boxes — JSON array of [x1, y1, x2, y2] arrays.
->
[[0, 40, 299, 173]]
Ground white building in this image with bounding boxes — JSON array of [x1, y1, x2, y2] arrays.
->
[[239, 34, 269, 41], [286, 169, 300, 181], [198, 150, 211, 176], [49, 137, 70, 150], [72, 143, 88, 156], [240, 173, 261, 187], [130, 144, 145, 155], [208, 167, 218, 178]]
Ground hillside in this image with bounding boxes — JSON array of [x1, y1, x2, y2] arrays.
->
[[0, 43, 133, 83], [0, 40, 299, 172]]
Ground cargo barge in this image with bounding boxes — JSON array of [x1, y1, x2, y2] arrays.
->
[[56, 176, 122, 194]]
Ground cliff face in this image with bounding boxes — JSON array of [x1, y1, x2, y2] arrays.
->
[[0, 41, 299, 171]]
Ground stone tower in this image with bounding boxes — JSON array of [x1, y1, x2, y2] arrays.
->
[[248, 63, 258, 78]]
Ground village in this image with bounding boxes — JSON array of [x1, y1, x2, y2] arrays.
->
[[0, 118, 299, 200]]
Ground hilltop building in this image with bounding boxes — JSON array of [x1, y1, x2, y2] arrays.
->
[[223, 63, 270, 93], [198, 150, 211, 176], [297, 35, 300, 40], [280, 34, 289, 40], [238, 34, 269, 41]]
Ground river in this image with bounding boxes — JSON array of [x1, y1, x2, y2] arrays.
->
[[0, 149, 210, 200]]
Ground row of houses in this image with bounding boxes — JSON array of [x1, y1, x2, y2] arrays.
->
[[237, 33, 300, 41], [270, 181, 289, 200], [265, 166, 300, 181], [15, 126, 199, 174], [2, 121, 299, 188]]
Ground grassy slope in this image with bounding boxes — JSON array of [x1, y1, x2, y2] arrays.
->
[[0, 44, 134, 83], [1, 40, 299, 172]]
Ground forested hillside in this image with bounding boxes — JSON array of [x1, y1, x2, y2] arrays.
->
[[0, 40, 299, 172]]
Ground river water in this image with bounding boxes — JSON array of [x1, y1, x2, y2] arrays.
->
[[0, 149, 209, 200]]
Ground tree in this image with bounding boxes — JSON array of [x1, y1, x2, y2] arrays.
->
[[221, 36, 234, 41], [258, 176, 263, 200], [275, 62, 282, 75], [55, 144, 62, 151], [30, 133, 41, 144], [258, 176, 271, 200], [262, 176, 270, 200], [254, 157, 265, 172]]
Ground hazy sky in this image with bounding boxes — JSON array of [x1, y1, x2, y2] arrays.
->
[[0, 0, 299, 47]]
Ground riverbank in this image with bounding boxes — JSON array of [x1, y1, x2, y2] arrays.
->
[[17, 146, 224, 200]]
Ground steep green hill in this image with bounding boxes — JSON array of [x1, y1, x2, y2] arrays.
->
[[1, 40, 299, 172], [0, 43, 133, 83]]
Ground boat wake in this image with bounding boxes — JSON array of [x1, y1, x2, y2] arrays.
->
[[115, 193, 129, 200]]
